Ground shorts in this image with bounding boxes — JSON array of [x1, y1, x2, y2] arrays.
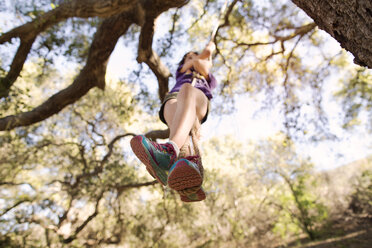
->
[[159, 92, 210, 125]]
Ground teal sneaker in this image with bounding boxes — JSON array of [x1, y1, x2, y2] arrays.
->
[[130, 135, 177, 186]]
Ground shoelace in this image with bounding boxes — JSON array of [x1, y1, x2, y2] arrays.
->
[[184, 155, 203, 179], [184, 155, 200, 165], [150, 141, 176, 158]]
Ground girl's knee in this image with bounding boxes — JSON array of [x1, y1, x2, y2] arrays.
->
[[179, 83, 194, 92], [178, 83, 195, 99]]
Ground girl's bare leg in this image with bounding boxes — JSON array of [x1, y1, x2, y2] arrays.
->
[[163, 84, 208, 149]]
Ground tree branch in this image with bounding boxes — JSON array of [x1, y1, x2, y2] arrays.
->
[[213, 0, 239, 78], [137, 16, 171, 102], [275, 23, 317, 42], [136, 0, 190, 102], [0, 182, 35, 191], [60, 132, 136, 190], [0, 0, 138, 96], [145, 129, 170, 140], [0, 197, 34, 217], [73, 109, 107, 146], [213, 0, 240, 43], [0, 11, 135, 131], [58, 196, 74, 228], [187, 0, 212, 33], [282, 34, 306, 137], [101, 133, 136, 165], [0, 37, 36, 98], [234, 23, 316, 48], [62, 191, 104, 244], [0, 0, 135, 45], [160, 8, 181, 57], [115, 180, 158, 194]]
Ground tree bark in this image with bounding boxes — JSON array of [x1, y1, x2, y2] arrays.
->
[[291, 0, 372, 69]]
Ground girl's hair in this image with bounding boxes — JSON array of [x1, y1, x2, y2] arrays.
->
[[178, 51, 199, 67]]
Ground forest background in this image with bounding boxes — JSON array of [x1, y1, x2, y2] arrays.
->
[[0, 0, 371, 247]]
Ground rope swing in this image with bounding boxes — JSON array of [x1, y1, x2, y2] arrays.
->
[[210, 0, 229, 40], [178, 0, 229, 195]]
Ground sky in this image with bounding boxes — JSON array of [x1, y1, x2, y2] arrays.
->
[[202, 95, 371, 170]]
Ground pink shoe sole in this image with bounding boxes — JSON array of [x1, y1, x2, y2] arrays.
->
[[168, 159, 202, 191]]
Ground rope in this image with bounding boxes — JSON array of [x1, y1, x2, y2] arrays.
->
[[176, 1, 230, 195], [178, 118, 204, 195], [210, 0, 229, 40]]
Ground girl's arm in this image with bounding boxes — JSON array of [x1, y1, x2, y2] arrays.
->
[[180, 41, 216, 77], [180, 59, 194, 73], [193, 59, 212, 79], [193, 41, 215, 79], [197, 41, 216, 61]]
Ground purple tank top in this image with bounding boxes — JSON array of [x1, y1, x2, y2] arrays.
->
[[169, 64, 217, 99]]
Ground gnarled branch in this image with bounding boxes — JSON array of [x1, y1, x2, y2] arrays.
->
[[136, 0, 190, 102], [0, 11, 135, 131], [137, 16, 171, 102], [0, 0, 138, 96]]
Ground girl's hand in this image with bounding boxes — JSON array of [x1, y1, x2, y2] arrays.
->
[[206, 41, 216, 53], [193, 58, 212, 79]]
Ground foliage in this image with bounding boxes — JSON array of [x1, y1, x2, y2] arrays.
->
[[348, 169, 372, 216], [1, 94, 333, 247], [250, 134, 328, 240], [274, 172, 328, 240], [336, 68, 372, 131], [0, 0, 371, 247], [0, 67, 158, 246]]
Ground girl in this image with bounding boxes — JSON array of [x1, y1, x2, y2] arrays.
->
[[130, 40, 217, 202]]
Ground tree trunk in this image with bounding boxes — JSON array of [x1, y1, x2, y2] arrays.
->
[[291, 0, 372, 69]]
